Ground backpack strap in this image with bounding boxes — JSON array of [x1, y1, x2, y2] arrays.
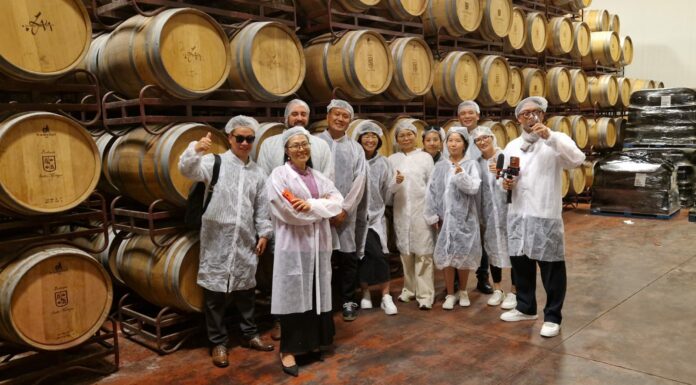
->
[[203, 154, 221, 212]]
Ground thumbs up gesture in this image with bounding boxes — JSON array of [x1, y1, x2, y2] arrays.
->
[[395, 170, 404, 184], [454, 163, 463, 175], [195, 132, 213, 153]]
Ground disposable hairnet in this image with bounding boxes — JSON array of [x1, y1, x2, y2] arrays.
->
[[457, 100, 480, 115], [515, 96, 548, 117], [394, 120, 417, 140], [423, 125, 445, 143], [283, 99, 310, 126], [353, 120, 384, 139], [225, 115, 259, 134], [446, 126, 470, 144], [281, 126, 311, 147], [470, 126, 499, 149], [327, 99, 354, 120]]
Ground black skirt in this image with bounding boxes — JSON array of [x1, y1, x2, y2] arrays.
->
[[358, 229, 390, 286]]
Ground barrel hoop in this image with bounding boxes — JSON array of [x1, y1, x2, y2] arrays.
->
[[321, 41, 335, 97]]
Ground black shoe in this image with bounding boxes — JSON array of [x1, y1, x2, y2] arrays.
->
[[342, 302, 358, 321], [280, 354, 299, 377], [476, 280, 494, 294]]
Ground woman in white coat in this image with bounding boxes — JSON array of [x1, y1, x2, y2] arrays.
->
[[387, 121, 436, 310], [425, 127, 482, 310], [267, 127, 344, 376]]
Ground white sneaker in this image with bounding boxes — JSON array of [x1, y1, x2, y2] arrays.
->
[[456, 290, 470, 307], [360, 297, 373, 309], [398, 291, 415, 303], [487, 290, 504, 306], [380, 294, 398, 315], [501, 293, 517, 310], [442, 294, 458, 310], [540, 322, 561, 337], [500, 309, 538, 322]]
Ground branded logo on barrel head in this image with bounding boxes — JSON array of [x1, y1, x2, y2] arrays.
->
[[22, 12, 54, 36], [42, 155, 56, 172], [184, 45, 203, 63], [55, 290, 69, 307]]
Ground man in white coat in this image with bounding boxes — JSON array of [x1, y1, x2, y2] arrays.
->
[[316, 99, 368, 322], [499, 97, 585, 338], [178, 115, 275, 368]]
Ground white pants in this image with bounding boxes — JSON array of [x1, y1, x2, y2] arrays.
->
[[400, 253, 434, 307]]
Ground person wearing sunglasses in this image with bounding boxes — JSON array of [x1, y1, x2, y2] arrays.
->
[[316, 99, 368, 322], [499, 96, 585, 338], [178, 115, 275, 368]]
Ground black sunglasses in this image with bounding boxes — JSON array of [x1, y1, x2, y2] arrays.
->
[[231, 134, 256, 144]]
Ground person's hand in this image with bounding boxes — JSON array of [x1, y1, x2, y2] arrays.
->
[[431, 221, 441, 231], [291, 198, 311, 212], [488, 160, 497, 174], [195, 132, 213, 153], [502, 176, 517, 191], [256, 237, 268, 256], [395, 170, 404, 184], [330, 210, 348, 227], [532, 123, 551, 140], [454, 163, 462, 174]]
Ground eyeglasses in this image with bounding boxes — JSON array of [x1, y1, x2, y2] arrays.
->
[[474, 136, 492, 144], [520, 110, 543, 119], [287, 142, 311, 151], [231, 134, 256, 144]]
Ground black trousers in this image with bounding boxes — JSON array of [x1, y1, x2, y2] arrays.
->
[[490, 265, 516, 285], [476, 247, 490, 282], [510, 255, 567, 324], [333, 250, 359, 304], [204, 288, 258, 346]]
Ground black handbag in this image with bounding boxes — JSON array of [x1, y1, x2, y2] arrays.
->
[[184, 154, 221, 229]]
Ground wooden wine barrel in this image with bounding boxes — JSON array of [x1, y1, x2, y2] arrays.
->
[[567, 0, 592, 12], [0, 112, 100, 216], [582, 159, 597, 188], [423, 0, 483, 37], [620, 35, 634, 66], [0, 245, 112, 350], [0, 0, 92, 81], [566, 167, 586, 196], [656, 81, 665, 89], [70, 225, 126, 286], [349, 119, 392, 157], [480, 120, 508, 149], [378, 0, 428, 20], [389, 117, 426, 152], [385, 37, 435, 100], [94, 133, 120, 196], [228, 22, 305, 102], [114, 232, 203, 313], [505, 66, 524, 108], [609, 13, 620, 34], [107, 123, 229, 208], [308, 119, 328, 134], [584, 9, 610, 32], [569, 68, 589, 104], [441, 119, 461, 132], [520, 12, 548, 56], [504, 7, 527, 51], [588, 117, 617, 149], [570, 22, 591, 60], [630, 79, 654, 94], [296, 0, 379, 15], [83, 33, 109, 80], [251, 122, 286, 162], [478, 0, 513, 41], [521, 67, 546, 98], [302, 30, 393, 100], [428, 51, 482, 106], [545, 67, 572, 105], [477, 55, 511, 106], [616, 77, 632, 108], [568, 115, 589, 149], [546, 17, 574, 56], [561, 169, 570, 197], [99, 8, 231, 99], [586, 31, 621, 66], [583, 75, 618, 108], [546, 116, 572, 137], [501, 119, 520, 143]]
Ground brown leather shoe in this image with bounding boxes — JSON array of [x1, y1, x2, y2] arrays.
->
[[243, 336, 274, 352], [211, 345, 229, 368], [271, 320, 281, 341]]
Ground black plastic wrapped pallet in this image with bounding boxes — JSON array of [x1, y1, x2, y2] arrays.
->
[[625, 88, 696, 146], [591, 151, 680, 216], [624, 148, 696, 208]]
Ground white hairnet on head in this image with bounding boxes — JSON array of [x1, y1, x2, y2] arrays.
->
[[281, 126, 311, 147], [470, 126, 499, 149], [457, 100, 480, 115], [352, 120, 383, 140], [515, 96, 548, 117], [327, 99, 354, 120], [423, 126, 445, 143], [284, 99, 310, 126], [225, 115, 259, 134], [394, 120, 417, 140], [446, 126, 470, 144]]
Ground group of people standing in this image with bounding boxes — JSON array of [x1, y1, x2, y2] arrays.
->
[[178, 95, 585, 376]]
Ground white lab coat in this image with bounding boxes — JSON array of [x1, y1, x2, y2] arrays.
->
[[178, 144, 273, 293], [502, 131, 586, 261], [425, 158, 482, 270], [358, 154, 396, 258], [477, 150, 510, 268], [268, 164, 344, 315], [256, 131, 334, 180]]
